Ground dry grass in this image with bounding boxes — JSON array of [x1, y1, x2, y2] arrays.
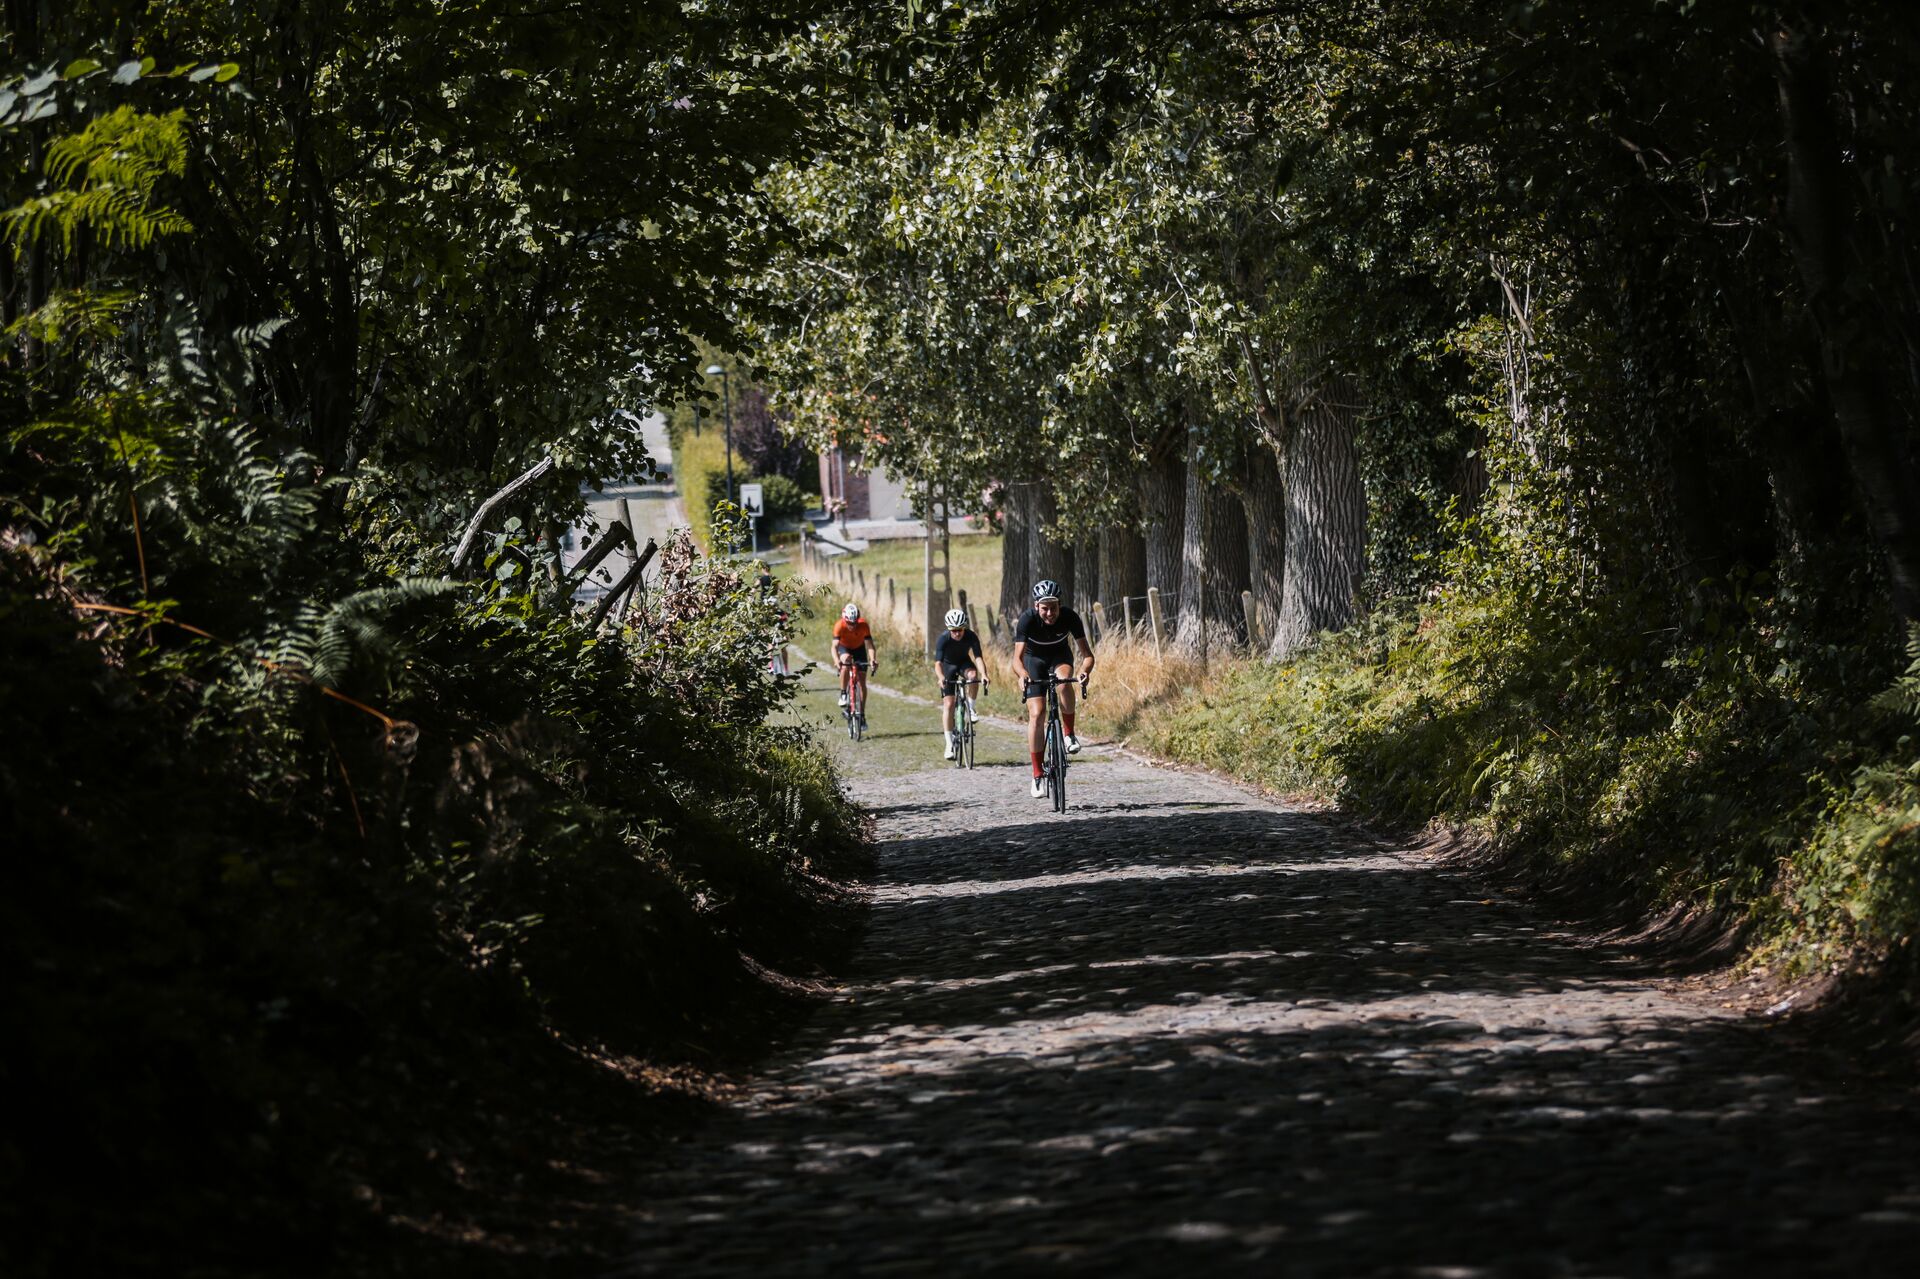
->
[[794, 556, 1271, 749], [818, 533, 1005, 628]]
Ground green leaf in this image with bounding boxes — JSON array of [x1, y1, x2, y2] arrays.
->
[[213, 63, 241, 84], [64, 59, 103, 80]]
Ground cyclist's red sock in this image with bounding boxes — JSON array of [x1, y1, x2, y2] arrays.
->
[[1063, 713, 1076, 735], [1030, 751, 1043, 777]]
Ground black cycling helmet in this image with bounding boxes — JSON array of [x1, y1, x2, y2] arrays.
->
[[1031, 579, 1061, 603]]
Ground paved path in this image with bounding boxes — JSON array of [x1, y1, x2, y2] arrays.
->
[[616, 703, 1920, 1276]]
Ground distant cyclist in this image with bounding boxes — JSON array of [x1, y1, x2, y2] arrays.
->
[[931, 606, 987, 760], [833, 602, 876, 731], [1012, 579, 1094, 798]]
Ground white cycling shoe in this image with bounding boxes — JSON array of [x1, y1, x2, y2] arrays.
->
[[837, 690, 850, 708], [1030, 775, 1046, 799], [1066, 734, 1082, 754], [943, 735, 956, 760]]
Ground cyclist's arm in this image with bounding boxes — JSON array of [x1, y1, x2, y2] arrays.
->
[[864, 637, 878, 670], [1011, 639, 1027, 668], [1075, 635, 1095, 676]]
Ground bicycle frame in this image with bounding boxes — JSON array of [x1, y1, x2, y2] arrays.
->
[[1041, 672, 1081, 812]]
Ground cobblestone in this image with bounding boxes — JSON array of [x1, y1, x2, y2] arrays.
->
[[617, 725, 1920, 1276]]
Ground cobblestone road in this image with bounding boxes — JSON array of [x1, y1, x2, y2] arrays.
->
[[616, 716, 1920, 1277]]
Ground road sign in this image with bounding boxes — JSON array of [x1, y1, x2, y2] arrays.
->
[[738, 482, 764, 517]]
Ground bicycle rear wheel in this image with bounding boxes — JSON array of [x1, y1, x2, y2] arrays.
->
[[963, 705, 976, 769]]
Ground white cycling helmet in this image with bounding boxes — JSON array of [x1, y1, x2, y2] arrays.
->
[[841, 602, 862, 621], [943, 607, 968, 629], [1031, 579, 1061, 603]]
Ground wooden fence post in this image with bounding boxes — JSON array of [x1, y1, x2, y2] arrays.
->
[[1090, 600, 1106, 644], [1121, 595, 1136, 647], [1241, 589, 1257, 651], [985, 604, 998, 640], [1146, 586, 1166, 658]]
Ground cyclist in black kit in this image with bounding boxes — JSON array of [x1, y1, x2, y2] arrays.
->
[[930, 607, 988, 760], [1012, 579, 1095, 798]]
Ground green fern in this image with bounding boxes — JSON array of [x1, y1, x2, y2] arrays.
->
[[3, 107, 192, 252], [1868, 625, 1920, 723], [280, 580, 460, 687]]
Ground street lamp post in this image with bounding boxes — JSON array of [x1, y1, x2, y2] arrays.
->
[[704, 363, 735, 510]]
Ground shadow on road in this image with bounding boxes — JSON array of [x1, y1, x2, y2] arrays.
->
[[620, 805, 1920, 1277]]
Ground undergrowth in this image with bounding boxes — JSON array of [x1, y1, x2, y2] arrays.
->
[[1132, 568, 1920, 994], [1, 420, 861, 1275]]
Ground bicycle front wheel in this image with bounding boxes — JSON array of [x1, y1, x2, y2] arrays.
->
[[1048, 715, 1068, 812], [963, 709, 976, 770]]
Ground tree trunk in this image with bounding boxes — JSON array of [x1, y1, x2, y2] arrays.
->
[[1771, 23, 1920, 622], [1099, 525, 1147, 638], [1028, 484, 1074, 604], [1139, 449, 1185, 603], [1271, 390, 1367, 659], [1206, 481, 1250, 640], [1242, 442, 1286, 651], [1175, 437, 1210, 658], [998, 482, 1031, 641], [1074, 534, 1101, 620]]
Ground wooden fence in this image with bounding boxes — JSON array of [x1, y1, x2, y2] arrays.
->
[[794, 533, 1270, 655]]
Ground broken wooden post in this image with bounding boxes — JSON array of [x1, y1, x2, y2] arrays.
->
[[1241, 589, 1257, 651], [1146, 586, 1166, 658], [452, 456, 555, 570], [591, 538, 659, 629]]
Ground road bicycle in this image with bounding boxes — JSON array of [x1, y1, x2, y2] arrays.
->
[[1039, 672, 1086, 812], [842, 659, 870, 741], [945, 674, 984, 770]]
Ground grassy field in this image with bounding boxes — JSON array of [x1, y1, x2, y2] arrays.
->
[[783, 545, 1211, 748], [780, 584, 1032, 776], [827, 531, 1005, 626]]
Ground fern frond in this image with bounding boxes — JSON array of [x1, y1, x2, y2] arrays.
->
[[4, 107, 192, 253], [1869, 625, 1920, 723]]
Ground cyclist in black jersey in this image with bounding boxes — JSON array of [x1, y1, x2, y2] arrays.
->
[[1012, 578, 1095, 798], [929, 607, 987, 760]]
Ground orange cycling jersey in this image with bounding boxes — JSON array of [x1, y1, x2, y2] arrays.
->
[[832, 618, 873, 656]]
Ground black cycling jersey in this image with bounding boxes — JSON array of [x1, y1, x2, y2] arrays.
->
[[1013, 605, 1086, 656], [934, 628, 984, 670]]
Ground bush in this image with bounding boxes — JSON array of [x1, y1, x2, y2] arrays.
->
[[704, 470, 811, 526], [1, 417, 860, 1273]]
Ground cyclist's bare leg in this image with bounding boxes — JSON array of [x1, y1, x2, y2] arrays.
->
[[941, 691, 956, 734], [1053, 663, 1079, 735]]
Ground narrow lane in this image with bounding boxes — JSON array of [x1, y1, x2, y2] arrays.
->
[[617, 670, 1920, 1277]]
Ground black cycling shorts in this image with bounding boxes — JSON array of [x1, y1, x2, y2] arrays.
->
[[1022, 650, 1073, 700], [939, 662, 981, 697]]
